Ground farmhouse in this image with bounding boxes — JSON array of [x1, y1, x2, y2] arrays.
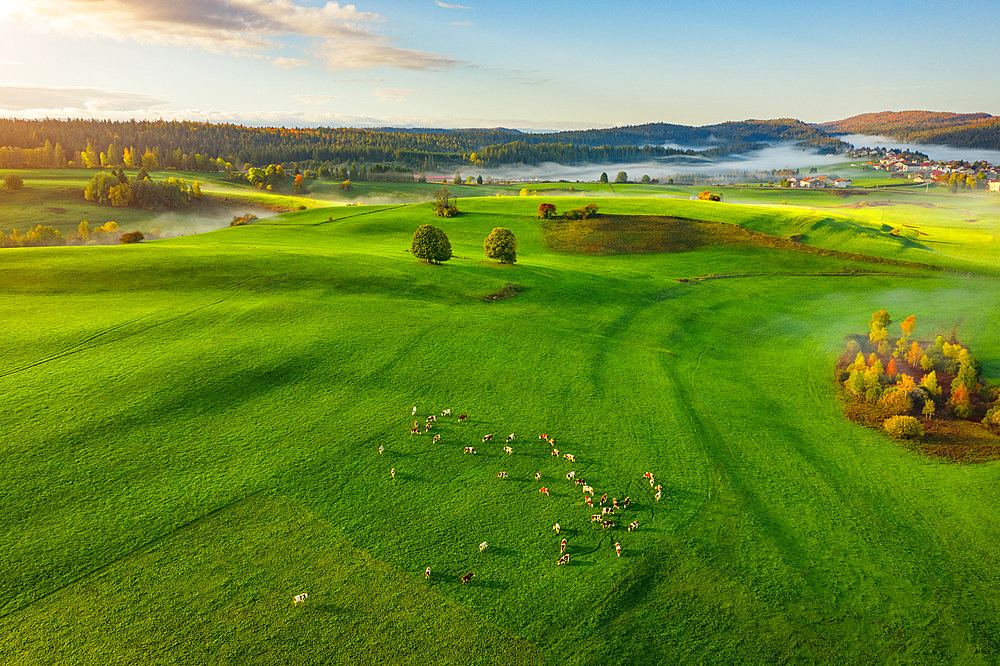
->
[[834, 178, 852, 188], [989, 180, 1000, 192]]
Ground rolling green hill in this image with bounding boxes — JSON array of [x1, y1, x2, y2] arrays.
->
[[1, 193, 999, 663]]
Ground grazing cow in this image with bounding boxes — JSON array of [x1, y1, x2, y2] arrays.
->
[[410, 427, 420, 435], [553, 523, 560, 535], [550, 449, 560, 457], [563, 454, 576, 463], [461, 572, 475, 585], [433, 434, 441, 443], [424, 422, 432, 431], [293, 593, 308, 605], [601, 520, 615, 530], [539, 433, 548, 440], [623, 497, 630, 509], [534, 472, 542, 481], [582, 485, 594, 495], [503, 446, 513, 455], [612, 498, 619, 509], [599, 494, 607, 506], [654, 484, 662, 492], [425, 567, 431, 580], [539, 487, 549, 496], [482, 433, 494, 442], [412, 406, 417, 416], [547, 438, 555, 447], [655, 491, 662, 502], [566, 471, 575, 481], [505, 433, 515, 443], [464, 446, 476, 454], [591, 514, 602, 523], [574, 478, 585, 486], [497, 471, 508, 479], [615, 542, 621, 558], [426, 414, 437, 422], [649, 479, 655, 488], [479, 541, 488, 553], [643, 472, 653, 480], [557, 554, 570, 566], [628, 521, 639, 532], [560, 538, 567, 554], [390, 468, 396, 479], [378, 445, 384, 455], [602, 507, 614, 516], [442, 409, 451, 416], [458, 414, 468, 422], [584, 496, 593, 507]]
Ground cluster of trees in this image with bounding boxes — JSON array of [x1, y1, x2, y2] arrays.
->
[[84, 169, 202, 211], [536, 202, 599, 221], [0, 220, 134, 248], [839, 310, 997, 438], [432, 187, 459, 218], [410, 225, 518, 265]]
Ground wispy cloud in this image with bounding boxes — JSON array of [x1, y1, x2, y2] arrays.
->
[[271, 56, 309, 69], [292, 94, 335, 106], [373, 88, 417, 104], [450, 21, 473, 26], [0, 84, 168, 112], [315, 39, 461, 72], [1, 0, 463, 72], [435, 1, 471, 8]]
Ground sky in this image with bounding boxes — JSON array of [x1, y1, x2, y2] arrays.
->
[[0, 0, 998, 130]]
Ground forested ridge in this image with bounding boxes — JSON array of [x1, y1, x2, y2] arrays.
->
[[0, 117, 845, 172], [817, 111, 1000, 150]]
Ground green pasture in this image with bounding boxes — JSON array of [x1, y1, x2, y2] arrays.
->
[[1, 192, 999, 663]]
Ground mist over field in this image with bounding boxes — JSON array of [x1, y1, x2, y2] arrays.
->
[[839, 134, 1000, 164], [468, 144, 852, 183]]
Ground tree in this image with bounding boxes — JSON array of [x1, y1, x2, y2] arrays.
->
[[476, 175, 483, 185], [108, 183, 134, 207], [697, 191, 721, 201], [599, 172, 608, 184], [1, 174, 23, 190], [77, 220, 91, 243], [411, 224, 451, 264], [907, 341, 923, 367], [900, 314, 916, 338], [537, 203, 556, 219], [484, 227, 517, 264], [922, 400, 936, 419], [433, 187, 459, 217], [453, 171, 462, 186], [871, 309, 891, 327], [641, 174, 651, 184], [615, 171, 628, 183], [920, 370, 942, 397], [81, 141, 99, 169]]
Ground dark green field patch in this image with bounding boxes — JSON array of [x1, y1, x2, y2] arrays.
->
[[0, 494, 543, 666]]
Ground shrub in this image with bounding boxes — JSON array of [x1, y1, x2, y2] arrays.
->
[[563, 203, 599, 220], [697, 191, 721, 201], [537, 203, 556, 219], [2, 174, 24, 190], [877, 388, 913, 415], [884, 415, 923, 439], [484, 227, 517, 264], [230, 214, 258, 227], [411, 224, 451, 264], [119, 231, 144, 244], [983, 406, 1000, 433]]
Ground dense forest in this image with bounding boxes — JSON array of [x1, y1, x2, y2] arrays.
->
[[0, 118, 848, 174], [817, 111, 1000, 150]]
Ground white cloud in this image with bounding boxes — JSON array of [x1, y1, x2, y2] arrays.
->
[[0, 84, 167, 112], [450, 21, 473, 26], [271, 56, 309, 69], [435, 1, 471, 8], [2, 0, 463, 71], [372, 88, 417, 104], [315, 39, 462, 72], [292, 94, 336, 106]]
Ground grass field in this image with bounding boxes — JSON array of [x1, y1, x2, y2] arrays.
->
[[2, 177, 1000, 663]]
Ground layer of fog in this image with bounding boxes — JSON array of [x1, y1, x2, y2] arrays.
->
[[838, 134, 1000, 165], [468, 143, 851, 183], [140, 205, 274, 238]]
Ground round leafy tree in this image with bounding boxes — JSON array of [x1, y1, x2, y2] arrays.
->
[[884, 415, 923, 440], [537, 203, 556, 219], [484, 227, 517, 264], [411, 224, 451, 264]]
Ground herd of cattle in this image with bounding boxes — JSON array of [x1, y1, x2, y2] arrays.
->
[[396, 406, 663, 587]]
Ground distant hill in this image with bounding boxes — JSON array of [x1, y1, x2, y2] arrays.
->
[[817, 111, 1000, 150]]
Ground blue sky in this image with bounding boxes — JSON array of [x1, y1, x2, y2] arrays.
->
[[0, 0, 997, 129]]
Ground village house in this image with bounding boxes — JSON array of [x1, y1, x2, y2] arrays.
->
[[834, 178, 852, 188], [988, 180, 1000, 193]]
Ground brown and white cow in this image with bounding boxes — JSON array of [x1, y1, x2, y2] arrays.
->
[[557, 554, 570, 566], [461, 572, 475, 585]]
